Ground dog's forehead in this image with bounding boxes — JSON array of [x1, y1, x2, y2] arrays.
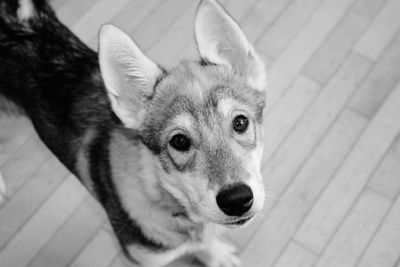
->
[[157, 61, 236, 103], [151, 61, 264, 118]]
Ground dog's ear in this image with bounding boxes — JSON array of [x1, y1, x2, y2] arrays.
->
[[99, 24, 164, 129], [194, 0, 266, 90]]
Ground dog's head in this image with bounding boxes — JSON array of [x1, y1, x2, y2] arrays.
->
[[99, 0, 267, 226]]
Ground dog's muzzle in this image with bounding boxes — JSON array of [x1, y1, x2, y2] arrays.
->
[[216, 183, 253, 217]]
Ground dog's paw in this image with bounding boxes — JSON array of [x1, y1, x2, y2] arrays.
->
[[196, 239, 241, 267], [208, 241, 241, 267]]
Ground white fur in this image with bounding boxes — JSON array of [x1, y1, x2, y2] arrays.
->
[[195, 0, 267, 90], [17, 0, 35, 20], [99, 24, 163, 129], [195, 238, 240, 267], [167, 113, 193, 133], [124, 224, 231, 267], [217, 98, 235, 118], [195, 0, 248, 67]]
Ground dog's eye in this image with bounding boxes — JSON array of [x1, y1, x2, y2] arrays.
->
[[169, 134, 191, 152], [233, 115, 249, 134]]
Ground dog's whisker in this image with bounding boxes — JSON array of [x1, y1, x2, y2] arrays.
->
[[264, 190, 277, 198]]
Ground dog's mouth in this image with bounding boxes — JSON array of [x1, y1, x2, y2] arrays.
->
[[223, 215, 254, 227]]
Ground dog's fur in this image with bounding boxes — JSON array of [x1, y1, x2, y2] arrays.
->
[[0, 0, 267, 266]]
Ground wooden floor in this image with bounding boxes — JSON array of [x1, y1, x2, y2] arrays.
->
[[1, 0, 400, 266]]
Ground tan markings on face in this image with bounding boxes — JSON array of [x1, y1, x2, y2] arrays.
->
[[217, 98, 235, 118], [217, 98, 257, 149], [163, 113, 196, 169], [167, 113, 194, 132]]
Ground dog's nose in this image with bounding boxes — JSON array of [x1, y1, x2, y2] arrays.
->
[[216, 184, 253, 216]]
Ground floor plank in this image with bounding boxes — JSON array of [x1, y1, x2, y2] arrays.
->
[[354, 0, 400, 60], [27, 198, 104, 267], [0, 156, 69, 250], [1, 133, 52, 198], [54, 0, 98, 28], [0, 171, 5, 205], [88, 0, 165, 49], [303, 0, 387, 84], [348, 32, 400, 118], [147, 1, 199, 67], [261, 75, 320, 164], [109, 0, 163, 37], [356, 194, 400, 267], [240, 0, 291, 44], [70, 228, 119, 267], [273, 241, 317, 267], [368, 134, 400, 199], [126, 0, 193, 53], [71, 0, 131, 45], [223, 0, 259, 21], [263, 52, 370, 194], [294, 79, 400, 253], [0, 117, 33, 166], [259, 0, 356, 110], [0, 176, 85, 267], [257, 0, 323, 59], [313, 189, 391, 267]]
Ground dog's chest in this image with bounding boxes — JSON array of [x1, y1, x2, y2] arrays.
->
[[174, 219, 205, 243]]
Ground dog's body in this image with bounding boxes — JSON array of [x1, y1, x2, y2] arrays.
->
[[0, 0, 267, 266]]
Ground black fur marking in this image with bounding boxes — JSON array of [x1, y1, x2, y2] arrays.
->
[[152, 68, 167, 92], [0, 0, 167, 258], [89, 128, 167, 255], [143, 66, 167, 103], [199, 58, 216, 66], [0, 0, 110, 174]]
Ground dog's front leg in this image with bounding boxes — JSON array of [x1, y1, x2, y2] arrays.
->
[[194, 237, 241, 267]]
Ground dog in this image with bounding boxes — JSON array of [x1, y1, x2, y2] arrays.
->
[[0, 0, 267, 266]]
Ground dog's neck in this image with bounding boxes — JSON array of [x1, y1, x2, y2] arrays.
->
[[108, 128, 206, 247]]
